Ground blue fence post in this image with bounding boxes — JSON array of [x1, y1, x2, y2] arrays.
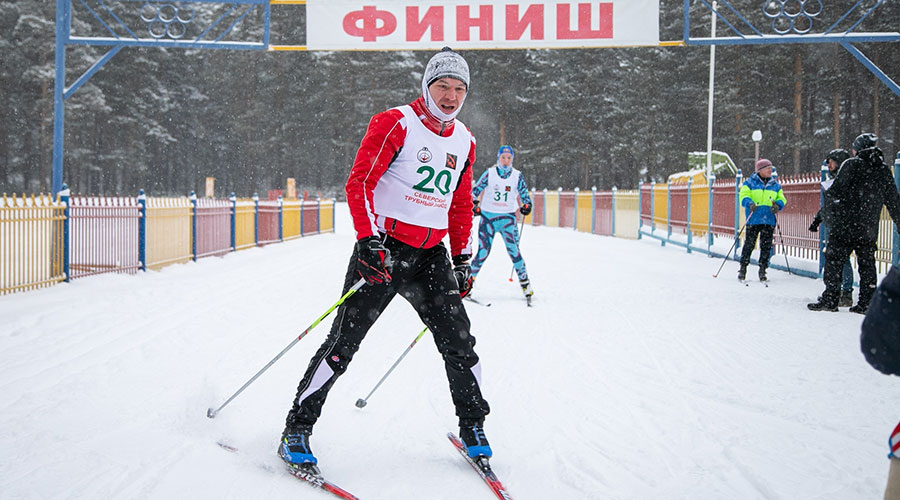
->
[[137, 189, 147, 271], [686, 177, 693, 253], [190, 190, 197, 262], [819, 161, 829, 277], [573, 188, 579, 230], [591, 186, 597, 234], [278, 195, 284, 242], [707, 174, 715, 253], [611, 186, 617, 237], [317, 197, 322, 234], [893, 153, 900, 267], [733, 172, 743, 260], [637, 183, 643, 240], [252, 193, 259, 246], [60, 184, 71, 282], [664, 179, 672, 246], [229, 192, 236, 252]]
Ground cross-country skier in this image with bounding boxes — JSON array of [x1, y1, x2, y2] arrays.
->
[[808, 148, 854, 307], [737, 159, 787, 283], [469, 145, 533, 299], [279, 47, 492, 469]]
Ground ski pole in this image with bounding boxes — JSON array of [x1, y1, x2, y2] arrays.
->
[[713, 218, 749, 278], [207, 278, 367, 419], [355, 326, 429, 409], [508, 216, 526, 282], [775, 218, 793, 275]]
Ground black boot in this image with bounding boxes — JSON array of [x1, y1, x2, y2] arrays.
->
[[737, 265, 747, 281], [758, 267, 767, 282], [849, 302, 868, 314], [807, 299, 838, 312], [838, 290, 853, 308]]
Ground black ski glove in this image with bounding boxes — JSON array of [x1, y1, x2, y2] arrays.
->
[[808, 220, 820, 232], [748, 202, 758, 212], [519, 203, 532, 216], [472, 200, 481, 217], [771, 204, 781, 214], [356, 236, 392, 285], [452, 255, 472, 298]]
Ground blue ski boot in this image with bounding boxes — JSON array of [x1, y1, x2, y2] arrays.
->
[[279, 429, 317, 467], [459, 425, 492, 459]]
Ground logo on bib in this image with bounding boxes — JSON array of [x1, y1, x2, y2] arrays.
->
[[505, 186, 512, 192], [445, 153, 458, 170], [417, 147, 432, 163]]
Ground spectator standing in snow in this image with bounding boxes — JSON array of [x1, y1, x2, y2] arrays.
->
[[278, 47, 492, 470], [808, 133, 900, 313], [469, 145, 533, 299], [860, 263, 900, 499], [737, 159, 787, 283], [808, 149, 855, 307]]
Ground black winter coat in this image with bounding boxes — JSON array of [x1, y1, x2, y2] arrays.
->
[[826, 147, 900, 242], [861, 265, 900, 376]]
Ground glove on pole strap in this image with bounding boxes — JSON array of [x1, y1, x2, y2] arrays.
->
[[453, 254, 473, 297], [356, 236, 392, 285]]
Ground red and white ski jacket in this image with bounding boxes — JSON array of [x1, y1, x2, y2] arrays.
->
[[345, 96, 475, 258]]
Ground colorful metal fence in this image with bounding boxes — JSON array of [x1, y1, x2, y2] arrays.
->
[[1, 187, 336, 296], [146, 196, 192, 271], [68, 194, 141, 279], [0, 194, 66, 295], [524, 156, 899, 279]]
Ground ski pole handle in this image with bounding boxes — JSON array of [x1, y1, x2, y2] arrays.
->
[[355, 327, 429, 409], [207, 278, 367, 419]]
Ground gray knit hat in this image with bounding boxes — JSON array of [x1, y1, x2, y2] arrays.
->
[[423, 47, 469, 89]]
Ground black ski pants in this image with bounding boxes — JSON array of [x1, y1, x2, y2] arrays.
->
[[285, 236, 490, 432], [821, 234, 877, 307], [739, 224, 775, 269]]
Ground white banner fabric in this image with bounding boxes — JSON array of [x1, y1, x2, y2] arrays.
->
[[306, 0, 659, 50]]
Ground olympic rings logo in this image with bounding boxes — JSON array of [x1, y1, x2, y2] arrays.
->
[[762, 0, 823, 34], [140, 2, 194, 40]]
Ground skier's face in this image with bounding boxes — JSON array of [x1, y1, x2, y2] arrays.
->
[[827, 159, 840, 175], [428, 78, 467, 115], [498, 153, 513, 166], [758, 166, 772, 178]]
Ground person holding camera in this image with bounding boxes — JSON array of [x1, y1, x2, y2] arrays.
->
[[809, 149, 855, 307], [808, 133, 900, 313], [469, 145, 534, 299]]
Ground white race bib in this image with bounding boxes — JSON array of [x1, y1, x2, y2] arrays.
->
[[482, 166, 521, 213], [372, 106, 472, 229]]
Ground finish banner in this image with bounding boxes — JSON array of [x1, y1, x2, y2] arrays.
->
[[306, 1, 659, 50]]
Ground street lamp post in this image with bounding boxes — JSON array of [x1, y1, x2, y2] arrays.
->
[[752, 130, 762, 166]]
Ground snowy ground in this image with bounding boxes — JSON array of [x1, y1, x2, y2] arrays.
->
[[0, 203, 894, 500]]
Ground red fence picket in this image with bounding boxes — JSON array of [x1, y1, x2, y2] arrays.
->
[[258, 200, 280, 245], [559, 191, 576, 228], [593, 191, 613, 236], [532, 191, 545, 226], [68, 195, 141, 279], [195, 198, 232, 258]]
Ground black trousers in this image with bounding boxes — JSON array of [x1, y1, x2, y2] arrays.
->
[[821, 235, 877, 307], [739, 224, 775, 269], [285, 236, 490, 432]]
